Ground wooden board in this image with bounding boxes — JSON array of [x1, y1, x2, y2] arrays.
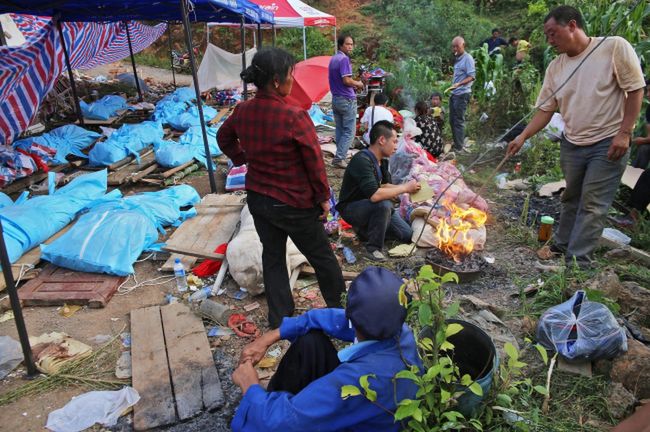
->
[[0, 223, 73, 292], [161, 194, 244, 271], [131, 306, 177, 431], [0, 160, 86, 196], [160, 303, 223, 419], [209, 108, 230, 125], [17, 264, 125, 308], [108, 151, 156, 185]]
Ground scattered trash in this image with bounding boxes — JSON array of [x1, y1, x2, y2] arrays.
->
[[186, 273, 204, 288], [115, 351, 131, 379], [207, 326, 235, 337], [342, 246, 357, 264], [601, 227, 631, 246], [257, 357, 277, 369], [199, 299, 231, 324], [188, 286, 212, 303], [243, 302, 260, 312], [227, 314, 260, 338], [173, 258, 188, 293], [483, 255, 495, 264], [0, 310, 14, 323], [0, 335, 23, 379], [495, 173, 508, 189], [229, 289, 249, 301], [388, 243, 415, 257], [120, 332, 131, 348], [29, 332, 92, 374], [165, 294, 179, 304], [537, 290, 627, 362], [58, 304, 82, 318], [89, 334, 112, 345], [45, 386, 140, 432]]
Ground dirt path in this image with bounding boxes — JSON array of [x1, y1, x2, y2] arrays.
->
[[84, 61, 194, 86]]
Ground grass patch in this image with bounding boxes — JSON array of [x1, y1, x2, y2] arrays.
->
[[134, 51, 173, 70]]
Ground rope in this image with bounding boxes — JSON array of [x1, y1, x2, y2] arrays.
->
[[406, 0, 644, 257], [117, 274, 175, 295]]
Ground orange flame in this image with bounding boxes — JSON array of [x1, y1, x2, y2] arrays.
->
[[435, 202, 487, 262]]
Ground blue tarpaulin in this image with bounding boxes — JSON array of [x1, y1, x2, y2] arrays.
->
[[41, 185, 200, 275], [88, 120, 164, 166], [79, 95, 128, 120], [13, 125, 101, 164], [167, 104, 218, 131]]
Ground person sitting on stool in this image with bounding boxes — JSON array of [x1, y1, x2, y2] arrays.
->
[[336, 121, 420, 261]]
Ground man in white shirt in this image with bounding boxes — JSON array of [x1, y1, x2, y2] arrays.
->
[[360, 93, 393, 145]]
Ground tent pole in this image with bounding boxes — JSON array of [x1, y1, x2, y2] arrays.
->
[[0, 220, 38, 378], [272, 24, 276, 46], [257, 23, 262, 48], [0, 20, 7, 46], [179, 0, 217, 194], [333, 26, 337, 55], [302, 26, 307, 60], [241, 15, 247, 101], [124, 21, 143, 102], [167, 22, 176, 88], [253, 27, 256, 48], [56, 20, 84, 125]]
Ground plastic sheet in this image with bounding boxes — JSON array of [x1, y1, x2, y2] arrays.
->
[[41, 185, 199, 275], [0, 336, 23, 379], [79, 95, 128, 120], [154, 141, 195, 168], [13, 125, 101, 164], [0, 169, 108, 263], [88, 120, 163, 166], [536, 290, 627, 361], [167, 104, 218, 131], [308, 103, 333, 126], [46, 387, 140, 432]]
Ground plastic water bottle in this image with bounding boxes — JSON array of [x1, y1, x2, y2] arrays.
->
[[173, 258, 188, 293], [189, 287, 212, 303], [342, 247, 357, 264]]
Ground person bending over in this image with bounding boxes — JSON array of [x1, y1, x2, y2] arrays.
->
[[231, 266, 423, 432]]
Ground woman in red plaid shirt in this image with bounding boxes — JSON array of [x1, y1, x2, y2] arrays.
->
[[218, 48, 345, 328]]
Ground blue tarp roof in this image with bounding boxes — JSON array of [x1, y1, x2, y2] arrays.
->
[[0, 0, 274, 24]]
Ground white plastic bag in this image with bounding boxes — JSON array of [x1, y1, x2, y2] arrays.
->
[[46, 386, 140, 432], [0, 335, 23, 379]]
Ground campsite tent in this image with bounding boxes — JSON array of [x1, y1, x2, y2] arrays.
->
[[209, 0, 336, 59]]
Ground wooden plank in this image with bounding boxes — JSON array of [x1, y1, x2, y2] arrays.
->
[[160, 303, 223, 419], [209, 108, 230, 125], [300, 265, 359, 281], [130, 163, 159, 183], [18, 264, 125, 308], [0, 160, 85, 196], [161, 194, 243, 271], [107, 146, 153, 170], [162, 246, 225, 261], [0, 224, 73, 292], [108, 152, 156, 185], [159, 160, 195, 179], [131, 306, 177, 430]]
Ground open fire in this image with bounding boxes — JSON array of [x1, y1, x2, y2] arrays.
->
[[433, 201, 487, 263]]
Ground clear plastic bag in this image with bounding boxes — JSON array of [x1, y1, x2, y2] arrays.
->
[[536, 290, 627, 361], [0, 336, 23, 379]]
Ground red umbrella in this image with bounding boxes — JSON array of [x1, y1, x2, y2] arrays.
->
[[286, 56, 332, 110]]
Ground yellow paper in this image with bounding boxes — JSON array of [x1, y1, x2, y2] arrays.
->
[[410, 181, 434, 203], [257, 357, 277, 369], [59, 304, 82, 318], [388, 244, 415, 257]]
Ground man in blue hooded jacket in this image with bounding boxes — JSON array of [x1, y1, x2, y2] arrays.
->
[[231, 266, 422, 431]]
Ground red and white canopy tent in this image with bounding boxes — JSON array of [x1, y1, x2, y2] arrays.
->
[[208, 0, 337, 59]]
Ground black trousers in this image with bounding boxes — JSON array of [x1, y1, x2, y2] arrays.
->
[[268, 330, 340, 394], [247, 191, 345, 328], [630, 169, 650, 212]]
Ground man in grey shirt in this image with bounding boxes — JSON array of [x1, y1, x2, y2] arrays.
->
[[449, 36, 476, 151]]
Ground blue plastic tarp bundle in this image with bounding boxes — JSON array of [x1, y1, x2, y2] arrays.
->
[[88, 120, 164, 166], [169, 87, 196, 104], [167, 104, 218, 131], [41, 185, 200, 276], [151, 87, 197, 124], [154, 125, 222, 168], [79, 95, 128, 120], [0, 170, 108, 263], [13, 125, 101, 164], [308, 104, 334, 126]]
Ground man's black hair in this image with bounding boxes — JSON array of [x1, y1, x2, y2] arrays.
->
[[430, 91, 442, 100], [337, 33, 353, 50], [369, 120, 395, 145], [374, 93, 388, 105], [492, 28, 500, 34], [544, 5, 584, 29], [508, 37, 518, 44], [240, 47, 295, 89]]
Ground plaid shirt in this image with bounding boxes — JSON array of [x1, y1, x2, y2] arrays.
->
[[217, 90, 330, 209]]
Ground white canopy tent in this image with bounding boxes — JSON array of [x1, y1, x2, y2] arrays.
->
[[208, 0, 337, 59]]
